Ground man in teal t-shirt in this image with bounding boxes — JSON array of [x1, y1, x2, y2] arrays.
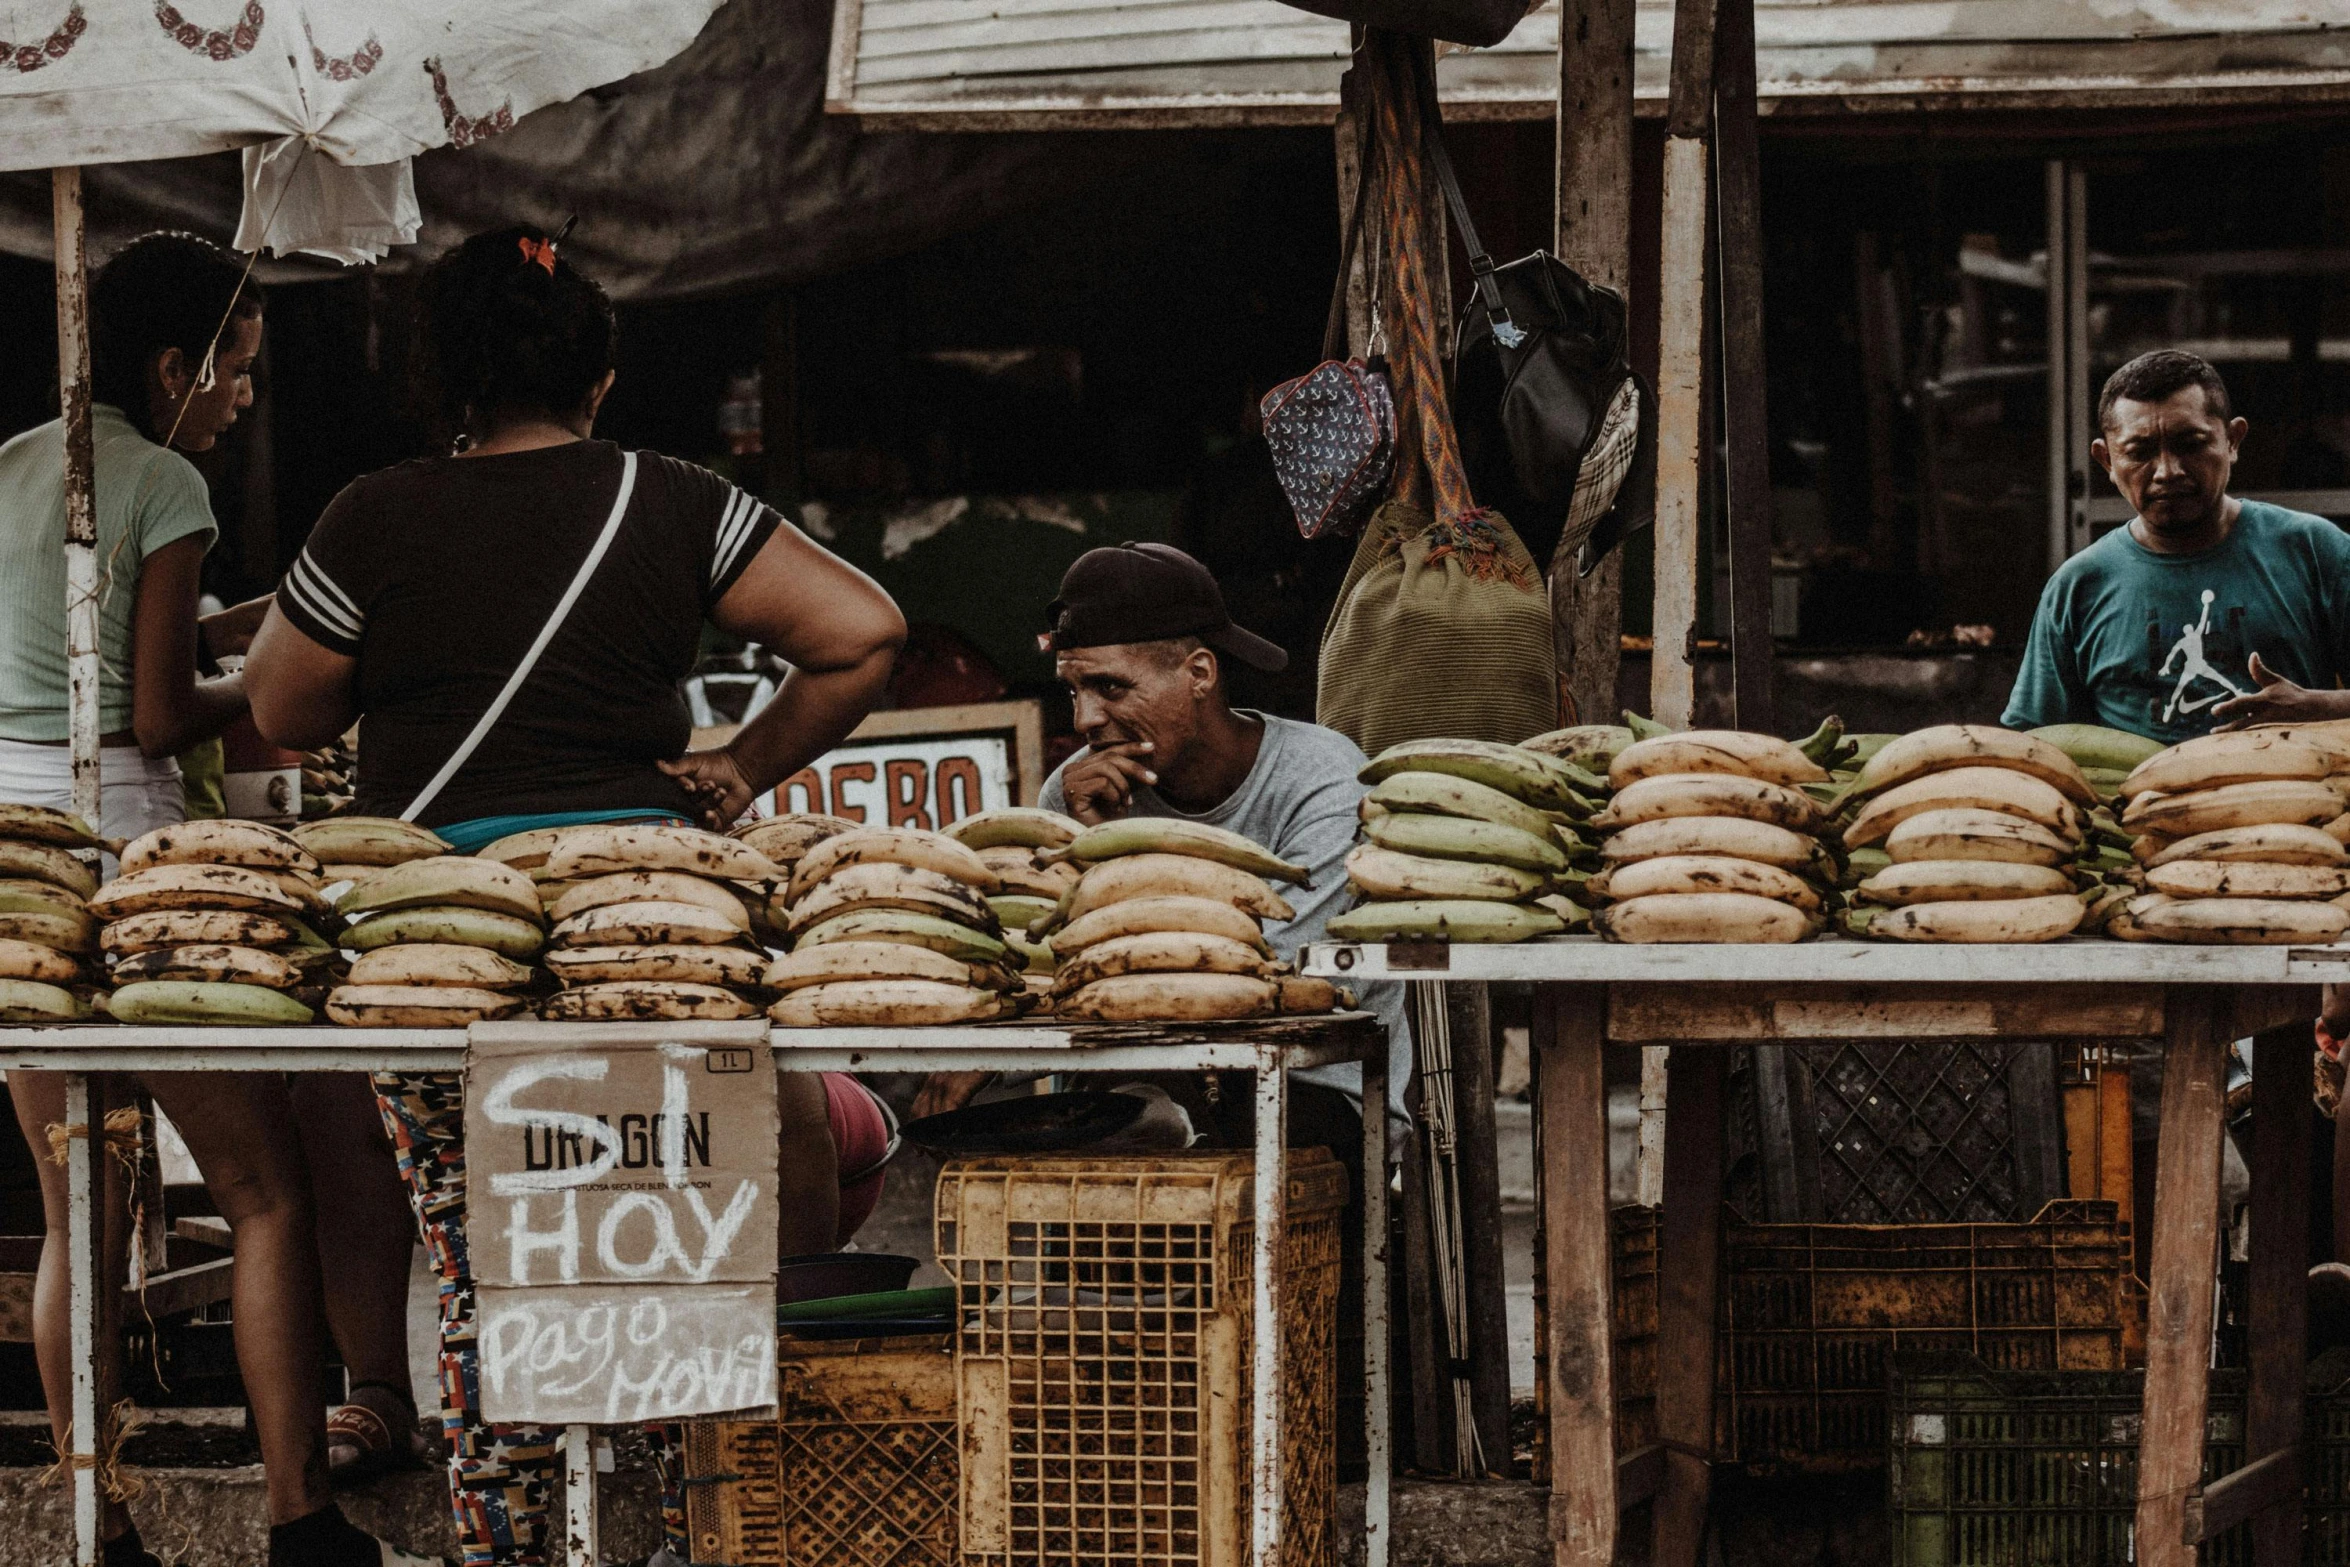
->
[[2002, 349, 2350, 743]]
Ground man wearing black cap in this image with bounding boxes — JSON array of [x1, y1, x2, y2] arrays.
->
[[1037, 542, 1408, 1124]]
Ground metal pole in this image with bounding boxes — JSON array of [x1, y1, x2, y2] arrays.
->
[[1249, 1046, 1289, 1567], [52, 168, 101, 826], [563, 1424, 599, 1567], [1361, 1029, 1391, 1567], [65, 1071, 99, 1567]]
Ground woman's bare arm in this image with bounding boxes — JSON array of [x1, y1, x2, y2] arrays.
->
[[130, 535, 249, 758], [659, 526, 906, 828], [243, 604, 361, 752]]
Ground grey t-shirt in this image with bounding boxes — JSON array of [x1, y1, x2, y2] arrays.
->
[[1041, 712, 1408, 1119]]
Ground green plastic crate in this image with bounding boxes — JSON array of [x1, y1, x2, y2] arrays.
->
[[1884, 1353, 2350, 1566]]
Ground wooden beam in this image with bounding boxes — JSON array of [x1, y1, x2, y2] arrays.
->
[[1651, 1043, 1724, 1567], [1535, 984, 1618, 1565], [2245, 1024, 2313, 1562], [1649, 0, 1720, 728], [1448, 983, 1515, 1469], [1552, 0, 1637, 726], [1607, 982, 2165, 1042], [1711, 0, 1773, 730], [2134, 987, 2233, 1567], [2185, 1446, 2303, 1546]]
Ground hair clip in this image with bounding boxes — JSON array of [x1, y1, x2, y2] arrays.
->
[[518, 235, 557, 276]]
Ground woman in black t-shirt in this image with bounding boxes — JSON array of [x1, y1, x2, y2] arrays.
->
[[244, 227, 904, 1567]]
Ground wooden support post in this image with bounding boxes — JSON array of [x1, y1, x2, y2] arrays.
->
[[1535, 983, 1617, 1565], [1710, 0, 1772, 732], [2135, 988, 2232, 1567], [1399, 1084, 1447, 1473], [52, 168, 100, 827], [1650, 0, 1720, 728], [1651, 1045, 1724, 1567], [1447, 984, 1515, 1468], [1552, 0, 1637, 724], [2246, 1024, 2311, 1563]]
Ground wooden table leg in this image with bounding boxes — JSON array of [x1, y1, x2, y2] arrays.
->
[[1535, 982, 1616, 1565], [2136, 988, 2233, 1567], [65, 1071, 103, 1567], [2247, 1023, 2311, 1565], [1652, 1046, 1724, 1567]]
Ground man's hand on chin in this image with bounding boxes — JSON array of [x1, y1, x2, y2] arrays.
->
[[1061, 738, 1157, 825]]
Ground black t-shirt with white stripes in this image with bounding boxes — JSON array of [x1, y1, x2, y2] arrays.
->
[[276, 440, 780, 828]]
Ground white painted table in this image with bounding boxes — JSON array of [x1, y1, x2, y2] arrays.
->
[[0, 1013, 1390, 1567], [1304, 937, 2350, 1567]]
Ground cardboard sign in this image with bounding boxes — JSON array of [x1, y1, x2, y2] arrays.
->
[[693, 699, 1046, 827], [466, 1024, 779, 1424]]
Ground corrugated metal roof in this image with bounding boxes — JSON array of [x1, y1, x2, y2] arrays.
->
[[828, 0, 2350, 126]]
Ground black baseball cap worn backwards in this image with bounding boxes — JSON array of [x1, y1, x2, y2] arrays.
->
[[1043, 542, 1290, 673]]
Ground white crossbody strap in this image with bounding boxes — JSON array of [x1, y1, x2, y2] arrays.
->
[[399, 450, 639, 823]]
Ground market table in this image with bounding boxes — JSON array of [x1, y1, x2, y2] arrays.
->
[[1307, 937, 2350, 1567], [0, 1012, 1390, 1567]]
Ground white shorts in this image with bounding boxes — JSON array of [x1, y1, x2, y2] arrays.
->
[[0, 737, 184, 854]]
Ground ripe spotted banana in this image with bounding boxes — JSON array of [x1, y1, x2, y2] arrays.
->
[[541, 982, 759, 1022], [0, 803, 102, 849], [549, 901, 746, 949], [344, 905, 547, 958], [1593, 892, 1816, 944], [0, 978, 85, 1022], [121, 819, 317, 876], [1049, 819, 1309, 885], [944, 808, 1083, 852], [337, 857, 544, 924], [0, 840, 97, 898], [1363, 812, 1567, 873], [1592, 773, 1823, 834], [347, 944, 535, 990], [2027, 724, 2166, 775], [1056, 973, 1281, 1022], [547, 872, 751, 931], [0, 878, 87, 919], [110, 979, 314, 1026], [768, 979, 1008, 1026], [474, 827, 585, 870], [798, 909, 1006, 965], [0, 938, 79, 983], [100, 909, 296, 955], [785, 863, 999, 934], [1854, 860, 2075, 905], [1600, 816, 1823, 873], [731, 814, 859, 866], [1325, 900, 1566, 943], [2128, 896, 2350, 945], [1842, 766, 2081, 848], [1851, 893, 2085, 943], [2121, 735, 2332, 799], [974, 846, 1076, 900], [1277, 976, 1339, 1014], [291, 817, 449, 868], [1065, 853, 1293, 922], [1364, 771, 1560, 842], [113, 944, 302, 989], [1520, 724, 1636, 769], [543, 945, 770, 987], [326, 985, 528, 1028], [764, 940, 986, 991], [91, 864, 304, 920], [2144, 861, 2350, 900], [0, 909, 94, 954], [545, 824, 783, 885], [788, 828, 998, 902], [1051, 930, 1276, 994], [1884, 809, 2074, 868], [1853, 725, 2097, 806], [2144, 824, 2347, 868], [1596, 855, 1822, 913], [1345, 844, 1547, 903], [1048, 895, 1266, 956], [2122, 778, 2347, 838], [1358, 739, 1601, 813], [1608, 730, 1828, 790]]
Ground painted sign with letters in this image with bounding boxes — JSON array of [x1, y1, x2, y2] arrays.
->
[[693, 699, 1045, 828], [465, 1022, 779, 1424]]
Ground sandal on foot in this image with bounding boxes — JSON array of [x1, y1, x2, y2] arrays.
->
[[326, 1382, 427, 1485]]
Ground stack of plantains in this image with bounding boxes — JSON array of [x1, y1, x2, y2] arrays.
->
[[2116, 727, 2350, 944], [1589, 730, 1838, 944], [0, 805, 105, 1022], [98, 820, 336, 1024], [1837, 726, 2099, 943], [327, 851, 546, 1026], [767, 826, 1021, 1024], [946, 808, 1081, 1004], [1037, 820, 1335, 1021], [534, 825, 780, 1020], [1330, 739, 1592, 943]]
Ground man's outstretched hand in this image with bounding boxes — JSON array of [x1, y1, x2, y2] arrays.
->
[[2212, 652, 2350, 728]]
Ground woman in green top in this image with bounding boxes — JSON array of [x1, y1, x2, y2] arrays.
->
[[0, 234, 429, 1567]]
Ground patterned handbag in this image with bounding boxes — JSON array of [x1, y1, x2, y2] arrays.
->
[[1260, 114, 1396, 540]]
